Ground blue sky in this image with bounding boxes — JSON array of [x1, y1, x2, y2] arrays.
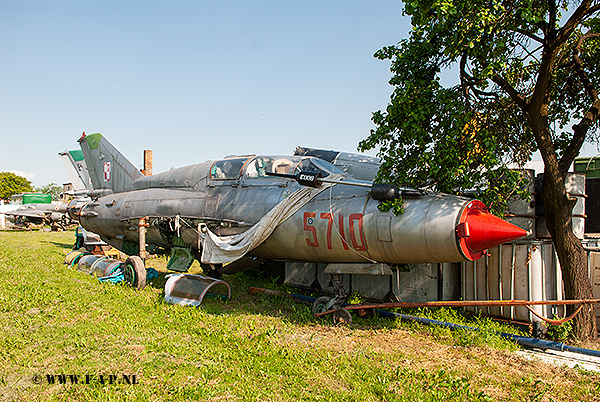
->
[[0, 0, 409, 186], [1, 1, 598, 187]]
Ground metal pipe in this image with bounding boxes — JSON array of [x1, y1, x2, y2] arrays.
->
[[555, 245, 563, 318], [375, 309, 600, 358], [485, 253, 490, 315], [323, 299, 600, 312], [248, 287, 600, 317], [527, 244, 532, 322], [530, 244, 544, 325], [248, 287, 600, 358], [541, 242, 546, 319], [498, 245, 503, 317], [511, 244, 516, 320]]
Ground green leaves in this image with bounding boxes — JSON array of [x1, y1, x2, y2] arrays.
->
[[362, 0, 598, 215], [34, 183, 63, 201], [0, 172, 33, 200]]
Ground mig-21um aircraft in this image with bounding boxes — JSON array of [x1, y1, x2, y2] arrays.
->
[[74, 132, 527, 310], [5, 202, 69, 229], [6, 150, 92, 230]]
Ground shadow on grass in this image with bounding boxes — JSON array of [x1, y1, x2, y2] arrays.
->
[[89, 259, 525, 342], [49, 241, 75, 249]]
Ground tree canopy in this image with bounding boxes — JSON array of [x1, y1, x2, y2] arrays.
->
[[360, 0, 599, 214], [35, 183, 63, 201], [0, 172, 33, 200], [360, 0, 600, 338]]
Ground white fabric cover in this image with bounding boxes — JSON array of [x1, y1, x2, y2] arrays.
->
[[201, 176, 342, 264]]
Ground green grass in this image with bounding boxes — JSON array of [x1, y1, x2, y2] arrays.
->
[[1, 230, 599, 401]]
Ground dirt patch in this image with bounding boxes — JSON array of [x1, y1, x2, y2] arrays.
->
[[279, 325, 600, 401]]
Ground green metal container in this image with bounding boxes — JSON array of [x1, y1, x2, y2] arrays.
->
[[22, 193, 52, 204], [574, 157, 600, 178]]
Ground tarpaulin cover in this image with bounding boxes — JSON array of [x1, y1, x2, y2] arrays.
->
[[200, 176, 342, 264]]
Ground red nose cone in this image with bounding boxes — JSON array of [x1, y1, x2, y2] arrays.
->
[[456, 200, 528, 261]]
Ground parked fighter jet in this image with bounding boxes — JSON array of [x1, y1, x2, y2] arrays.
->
[[74, 133, 528, 296], [5, 202, 69, 229], [59, 149, 93, 193], [58, 149, 93, 220], [6, 150, 91, 230]]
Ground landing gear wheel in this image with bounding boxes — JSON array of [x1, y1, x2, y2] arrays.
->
[[312, 296, 333, 317], [332, 308, 352, 326], [356, 308, 375, 319], [124, 256, 146, 290]]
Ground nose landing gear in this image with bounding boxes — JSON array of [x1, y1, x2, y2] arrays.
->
[[311, 274, 353, 325]]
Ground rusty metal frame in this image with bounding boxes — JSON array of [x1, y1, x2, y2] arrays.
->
[[247, 286, 598, 325], [313, 298, 600, 325]]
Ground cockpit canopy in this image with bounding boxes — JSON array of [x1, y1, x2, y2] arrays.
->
[[209, 156, 347, 181]]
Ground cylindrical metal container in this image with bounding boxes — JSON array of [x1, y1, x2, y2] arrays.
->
[[65, 250, 91, 267], [90, 258, 124, 278], [77, 254, 108, 275], [462, 240, 564, 324]]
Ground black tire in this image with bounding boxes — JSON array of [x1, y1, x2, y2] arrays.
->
[[312, 296, 332, 317], [124, 256, 147, 290], [332, 308, 352, 326], [356, 307, 375, 319], [74, 235, 84, 250]]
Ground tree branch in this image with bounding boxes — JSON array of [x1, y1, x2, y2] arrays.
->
[[530, 1, 592, 134], [560, 98, 600, 174], [492, 74, 529, 112], [559, 32, 600, 174], [555, 1, 594, 49], [584, 3, 600, 19], [459, 55, 472, 108], [546, 0, 557, 41], [513, 27, 545, 45], [573, 32, 600, 101]]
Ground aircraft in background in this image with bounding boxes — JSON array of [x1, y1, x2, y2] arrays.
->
[[5, 202, 69, 229], [59, 149, 93, 194], [5, 150, 93, 230], [74, 132, 527, 299]]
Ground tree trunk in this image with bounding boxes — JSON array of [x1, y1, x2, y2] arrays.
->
[[540, 167, 597, 340]]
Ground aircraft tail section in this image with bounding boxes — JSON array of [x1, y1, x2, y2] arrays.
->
[[59, 149, 93, 191], [78, 132, 144, 195]]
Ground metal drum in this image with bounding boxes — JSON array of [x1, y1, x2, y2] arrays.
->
[[65, 250, 91, 268], [77, 254, 108, 275], [90, 258, 124, 278]]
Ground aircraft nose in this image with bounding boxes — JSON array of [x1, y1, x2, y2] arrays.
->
[[456, 200, 529, 260]]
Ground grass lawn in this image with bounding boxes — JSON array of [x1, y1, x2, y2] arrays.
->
[[1, 229, 599, 401]]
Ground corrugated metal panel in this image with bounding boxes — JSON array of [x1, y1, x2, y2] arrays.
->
[[463, 241, 566, 324]]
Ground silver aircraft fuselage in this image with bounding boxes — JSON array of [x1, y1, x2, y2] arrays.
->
[[78, 153, 524, 265]]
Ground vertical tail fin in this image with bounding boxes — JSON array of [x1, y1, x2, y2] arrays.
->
[[78, 132, 144, 195], [59, 149, 93, 191]]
